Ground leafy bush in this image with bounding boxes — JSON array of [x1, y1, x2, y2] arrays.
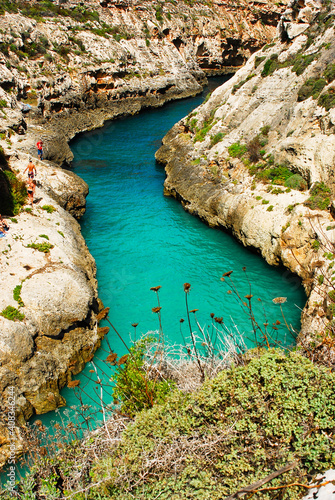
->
[[318, 89, 335, 110], [261, 54, 279, 76], [324, 62, 335, 83], [0, 305, 24, 321], [249, 162, 292, 185], [284, 174, 308, 191], [27, 242, 54, 253], [41, 205, 56, 213], [210, 132, 224, 146], [228, 142, 247, 158], [193, 115, 216, 143], [304, 182, 331, 210], [91, 350, 335, 499], [13, 284, 24, 307], [232, 73, 255, 94], [0, 164, 27, 215], [292, 53, 317, 75], [112, 336, 174, 417], [254, 55, 266, 68], [297, 78, 326, 101]]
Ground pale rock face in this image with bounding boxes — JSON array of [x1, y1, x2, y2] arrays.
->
[[0, 320, 34, 363], [21, 269, 93, 338]]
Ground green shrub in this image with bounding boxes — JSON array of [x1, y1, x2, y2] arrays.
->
[[228, 142, 247, 158], [304, 182, 331, 210], [292, 53, 317, 75], [318, 90, 335, 110], [254, 55, 266, 68], [193, 115, 216, 143], [232, 73, 255, 94], [297, 78, 326, 101], [0, 305, 24, 321], [210, 132, 225, 146], [324, 62, 335, 83], [91, 350, 335, 499], [266, 205, 273, 211], [250, 162, 292, 185], [284, 174, 308, 191], [261, 54, 279, 76], [39, 234, 49, 240], [112, 336, 175, 417], [41, 205, 56, 213], [27, 242, 54, 253], [13, 284, 24, 307], [0, 165, 27, 216]]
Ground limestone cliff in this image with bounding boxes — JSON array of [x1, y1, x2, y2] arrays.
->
[[156, 0, 335, 365], [0, 0, 286, 165]]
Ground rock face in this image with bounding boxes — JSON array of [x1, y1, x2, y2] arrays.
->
[[0, 0, 289, 469], [0, 0, 287, 166], [0, 151, 108, 468], [156, 0, 335, 365]]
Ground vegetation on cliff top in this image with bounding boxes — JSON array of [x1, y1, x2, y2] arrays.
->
[[4, 348, 334, 499]]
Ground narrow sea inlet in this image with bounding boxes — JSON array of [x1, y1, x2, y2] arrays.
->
[[71, 78, 306, 353]]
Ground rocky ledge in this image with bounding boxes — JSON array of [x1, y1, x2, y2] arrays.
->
[[156, 0, 335, 366], [0, 150, 110, 468]]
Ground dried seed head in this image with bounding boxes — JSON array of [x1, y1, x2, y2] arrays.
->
[[118, 354, 128, 366], [106, 353, 118, 364], [131, 322, 139, 328], [152, 306, 162, 313], [242, 267, 246, 272], [35, 420, 42, 427], [67, 380, 80, 388], [272, 297, 287, 304], [180, 318, 185, 323], [244, 294, 253, 300], [184, 282, 191, 292], [210, 313, 215, 318], [214, 317, 223, 324], [190, 309, 199, 313], [222, 271, 233, 278], [150, 286, 162, 292], [276, 320, 281, 325]]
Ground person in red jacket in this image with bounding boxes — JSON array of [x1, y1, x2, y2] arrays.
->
[[36, 139, 43, 160]]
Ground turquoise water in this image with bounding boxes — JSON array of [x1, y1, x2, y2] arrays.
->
[[70, 80, 306, 354], [1, 79, 307, 483]]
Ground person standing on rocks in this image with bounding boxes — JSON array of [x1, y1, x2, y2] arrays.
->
[[27, 179, 36, 207], [24, 158, 37, 179], [36, 139, 43, 161]]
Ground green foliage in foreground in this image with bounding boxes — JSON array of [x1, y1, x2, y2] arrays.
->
[[90, 350, 335, 500], [112, 337, 175, 417], [2, 350, 335, 499]]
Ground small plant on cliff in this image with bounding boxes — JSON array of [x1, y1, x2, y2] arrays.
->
[[228, 142, 247, 158], [41, 205, 56, 214], [304, 182, 331, 210], [0, 305, 24, 321], [13, 283, 24, 307], [318, 89, 335, 111], [0, 164, 27, 215], [297, 78, 327, 101], [210, 132, 225, 147], [27, 242, 54, 253]]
